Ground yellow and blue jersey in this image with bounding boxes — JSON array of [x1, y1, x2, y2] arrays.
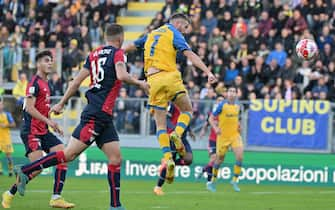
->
[[212, 100, 241, 139], [134, 23, 190, 74], [0, 111, 14, 144]]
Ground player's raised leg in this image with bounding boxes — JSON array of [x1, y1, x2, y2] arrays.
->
[[15, 136, 88, 197], [171, 94, 193, 156]]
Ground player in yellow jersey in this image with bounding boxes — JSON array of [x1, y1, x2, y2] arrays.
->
[[207, 86, 243, 192], [125, 13, 217, 183], [0, 100, 16, 177]]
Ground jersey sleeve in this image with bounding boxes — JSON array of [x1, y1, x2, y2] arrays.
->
[[114, 49, 125, 63], [172, 29, 191, 52], [134, 35, 147, 49], [83, 55, 91, 70], [212, 101, 226, 117], [26, 79, 39, 98], [5, 112, 14, 124]]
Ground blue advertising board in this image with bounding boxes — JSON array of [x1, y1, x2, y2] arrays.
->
[[247, 100, 330, 149]]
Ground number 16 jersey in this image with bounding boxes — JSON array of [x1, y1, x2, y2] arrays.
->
[[83, 46, 124, 116]]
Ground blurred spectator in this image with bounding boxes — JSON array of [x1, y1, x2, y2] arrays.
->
[[12, 72, 27, 106], [201, 10, 217, 36], [161, 0, 177, 21], [49, 72, 63, 97], [285, 9, 307, 35], [266, 42, 287, 68], [258, 11, 272, 37], [312, 77, 328, 99], [114, 88, 129, 133]]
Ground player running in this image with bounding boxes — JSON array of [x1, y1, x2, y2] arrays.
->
[[124, 13, 217, 183], [10, 24, 149, 210], [2, 50, 74, 209], [207, 86, 244, 192], [196, 96, 224, 183]]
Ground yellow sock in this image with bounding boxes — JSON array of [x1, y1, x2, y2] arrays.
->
[[157, 129, 172, 160], [175, 112, 192, 137], [8, 159, 13, 172], [211, 163, 220, 182], [232, 161, 242, 182]]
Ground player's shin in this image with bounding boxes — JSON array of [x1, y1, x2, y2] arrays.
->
[[7, 157, 13, 175], [157, 130, 172, 160], [232, 161, 242, 182], [211, 163, 220, 182], [53, 163, 68, 198], [108, 164, 122, 208], [206, 162, 214, 182], [21, 151, 66, 176], [175, 112, 192, 137]]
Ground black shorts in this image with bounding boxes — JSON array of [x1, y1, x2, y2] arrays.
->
[[171, 135, 193, 159], [72, 108, 119, 148], [21, 131, 63, 157], [208, 140, 216, 155]]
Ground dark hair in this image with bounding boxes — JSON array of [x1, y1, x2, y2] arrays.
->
[[227, 85, 238, 91], [35, 50, 53, 62], [105, 23, 124, 37], [169, 13, 191, 24]]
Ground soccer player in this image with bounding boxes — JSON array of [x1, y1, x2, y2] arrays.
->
[[1, 50, 75, 209], [196, 96, 224, 182], [11, 24, 149, 210], [207, 86, 243, 192], [0, 100, 16, 177], [154, 103, 195, 195], [124, 13, 217, 183]]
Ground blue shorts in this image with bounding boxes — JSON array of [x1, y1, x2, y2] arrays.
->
[[208, 140, 216, 155], [171, 135, 192, 159], [72, 107, 119, 148], [21, 131, 63, 157]]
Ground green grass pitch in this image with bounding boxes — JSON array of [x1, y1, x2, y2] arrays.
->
[[0, 176, 334, 210]]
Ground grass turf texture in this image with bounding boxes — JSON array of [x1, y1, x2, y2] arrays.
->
[[0, 176, 333, 210]]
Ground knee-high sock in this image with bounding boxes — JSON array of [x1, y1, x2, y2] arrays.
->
[[7, 156, 13, 172], [108, 164, 121, 208], [9, 184, 17, 195], [232, 161, 242, 182], [53, 163, 67, 195], [211, 163, 220, 182], [21, 151, 66, 177], [206, 161, 214, 182], [157, 167, 166, 187], [175, 112, 192, 137], [157, 130, 172, 160]]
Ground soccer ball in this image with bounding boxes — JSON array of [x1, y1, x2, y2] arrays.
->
[[295, 39, 318, 60]]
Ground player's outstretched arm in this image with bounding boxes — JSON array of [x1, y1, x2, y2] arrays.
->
[[122, 43, 137, 53], [115, 61, 149, 95], [52, 68, 90, 114], [122, 35, 147, 53], [183, 50, 217, 84]]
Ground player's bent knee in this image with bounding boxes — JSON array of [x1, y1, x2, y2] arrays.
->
[[64, 151, 79, 162], [183, 153, 193, 165], [108, 155, 122, 165]]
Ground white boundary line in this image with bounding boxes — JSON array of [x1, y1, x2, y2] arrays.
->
[[17, 190, 335, 195]]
